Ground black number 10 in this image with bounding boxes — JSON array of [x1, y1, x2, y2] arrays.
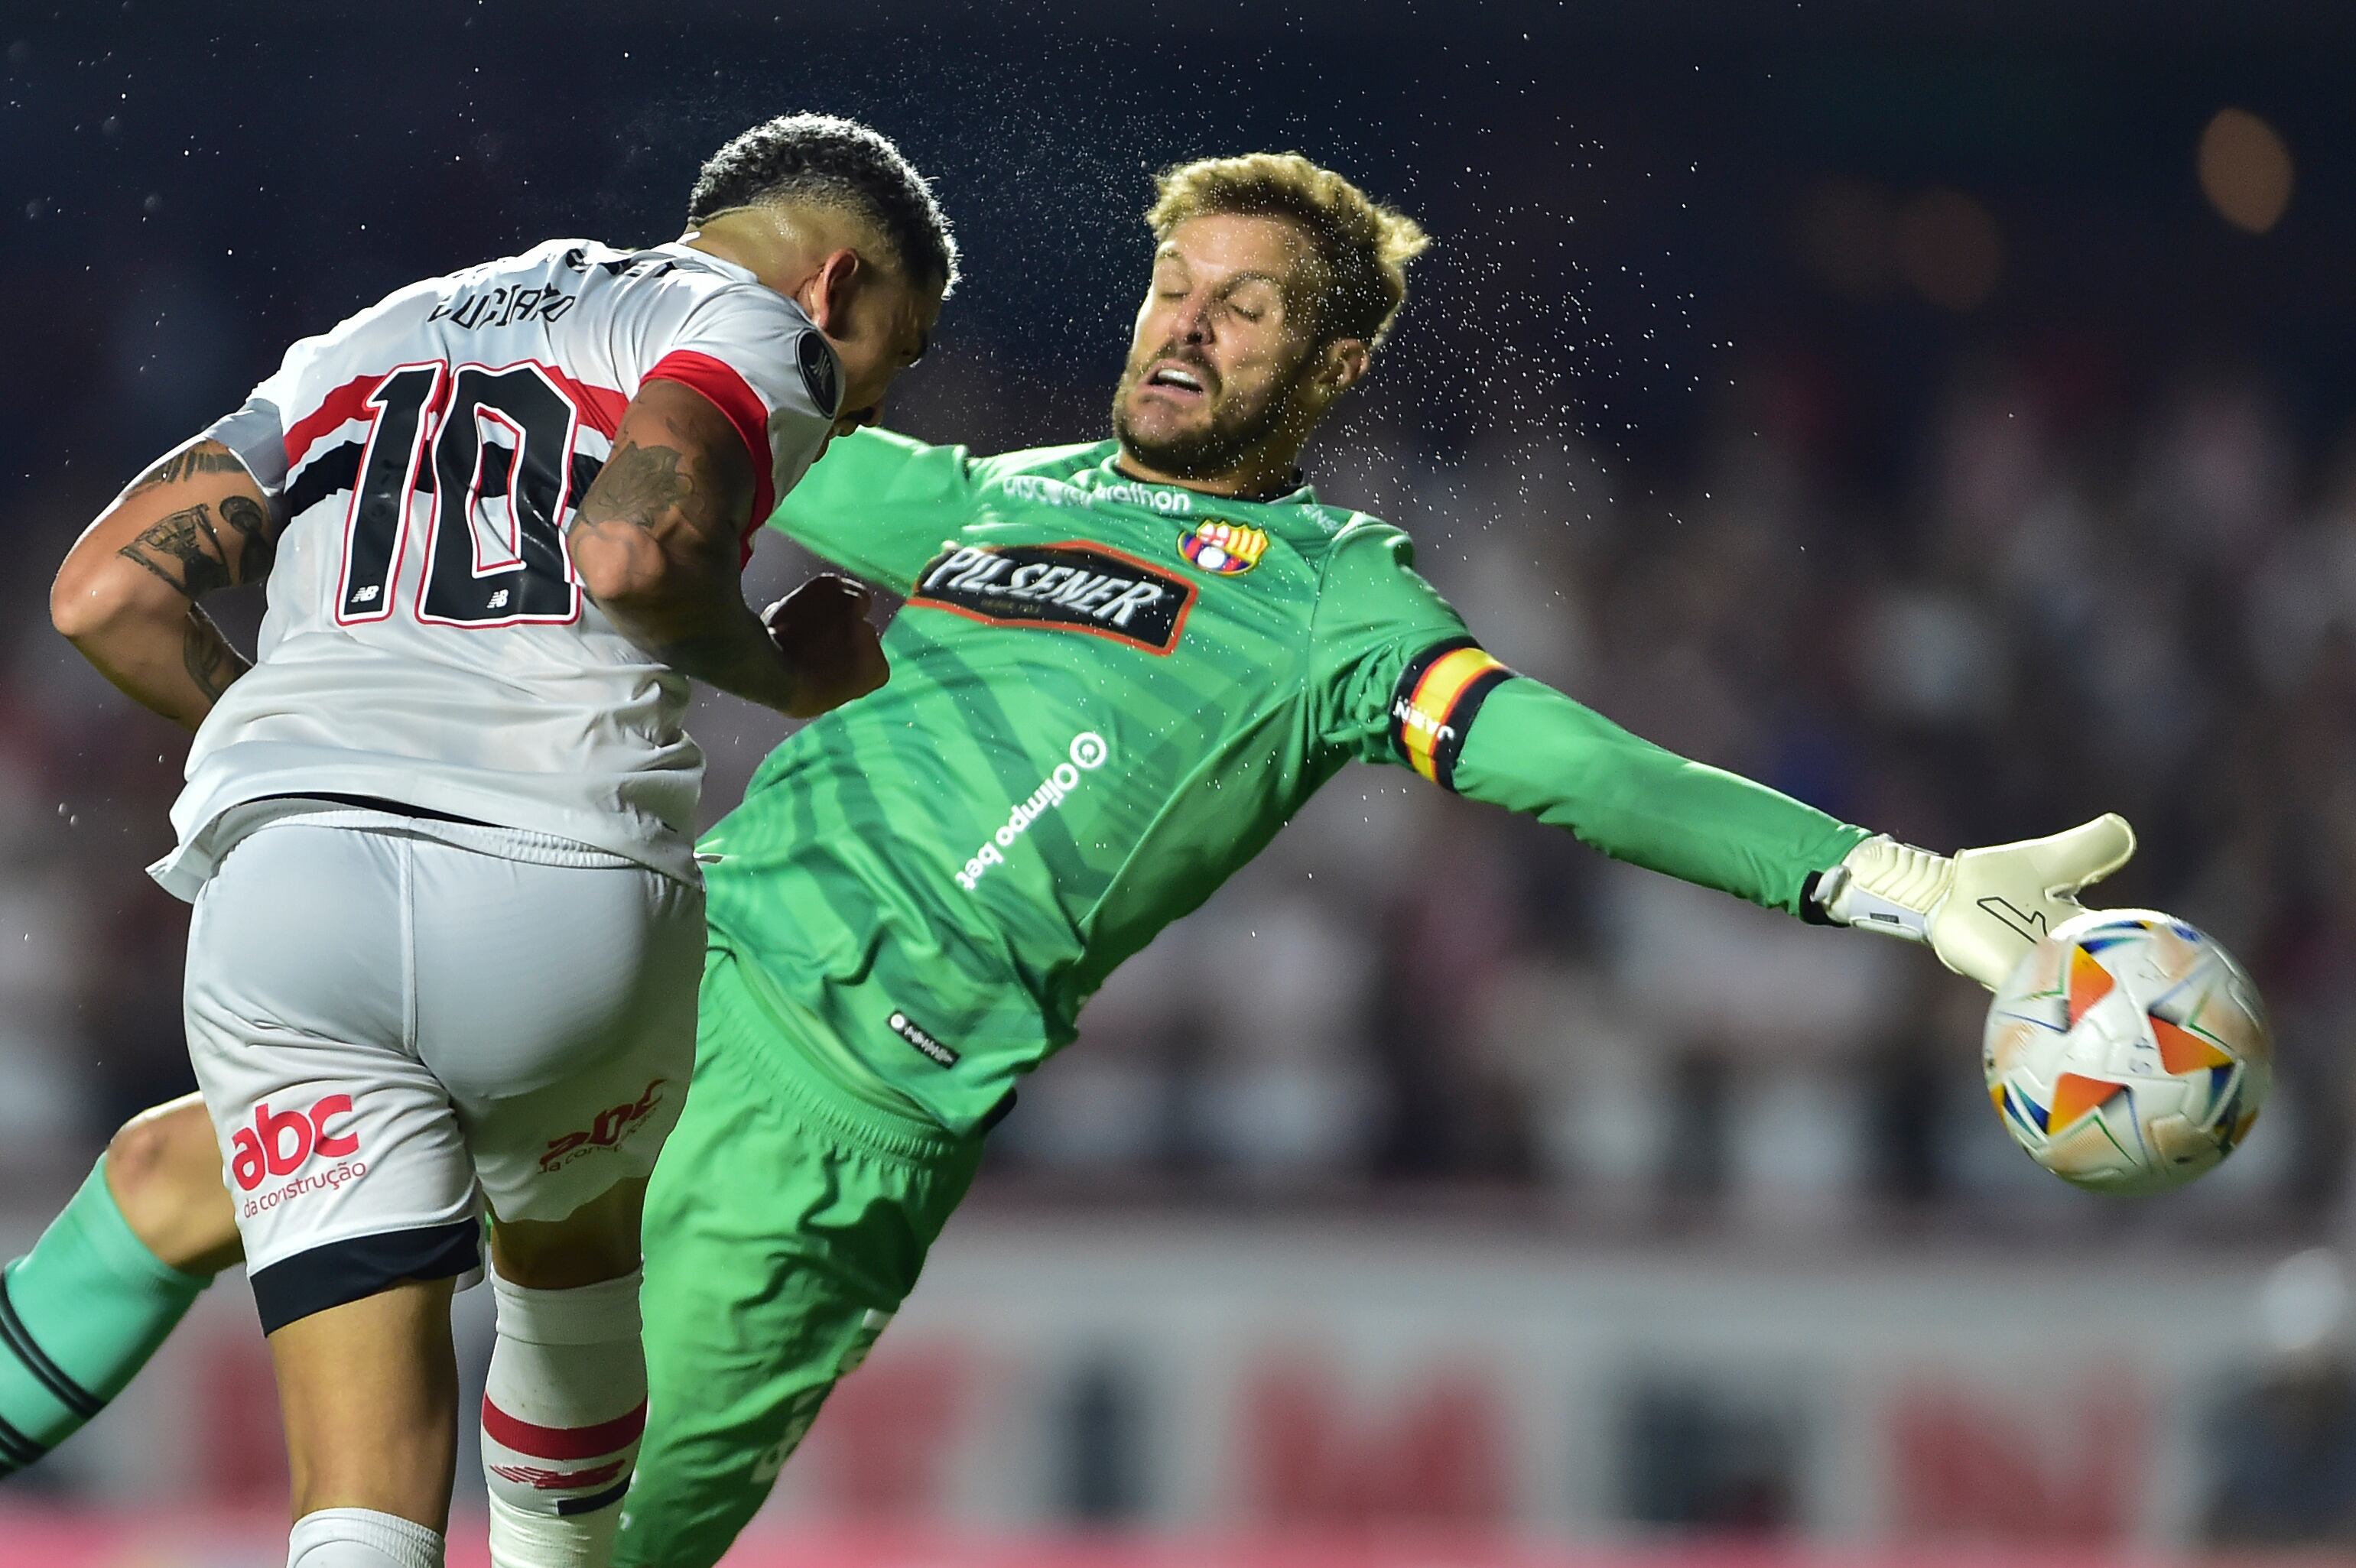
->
[[335, 360, 585, 628]]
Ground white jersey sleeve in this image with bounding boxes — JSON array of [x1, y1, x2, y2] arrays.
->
[[630, 278, 843, 532], [154, 239, 845, 900]]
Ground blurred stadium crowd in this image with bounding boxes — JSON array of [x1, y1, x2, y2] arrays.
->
[[2, 15, 2354, 1249], [5, 243, 2351, 1241]]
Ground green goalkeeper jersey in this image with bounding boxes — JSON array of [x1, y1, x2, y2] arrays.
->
[[700, 429, 1868, 1134]]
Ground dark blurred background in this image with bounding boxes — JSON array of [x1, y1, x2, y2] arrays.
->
[[7, 3, 2356, 1555]]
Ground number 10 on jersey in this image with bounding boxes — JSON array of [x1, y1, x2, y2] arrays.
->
[[337, 360, 588, 628]]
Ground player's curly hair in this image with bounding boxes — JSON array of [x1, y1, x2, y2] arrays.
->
[[1147, 152, 1429, 349], [691, 113, 960, 297]]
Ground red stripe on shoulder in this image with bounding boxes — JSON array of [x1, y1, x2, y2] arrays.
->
[[289, 364, 629, 468], [281, 373, 383, 469], [642, 349, 775, 540], [536, 364, 630, 439], [481, 1397, 648, 1462]]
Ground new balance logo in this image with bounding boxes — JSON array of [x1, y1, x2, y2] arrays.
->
[[490, 1458, 629, 1492]]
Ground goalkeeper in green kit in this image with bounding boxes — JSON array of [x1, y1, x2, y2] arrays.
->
[[3, 152, 2135, 1564]]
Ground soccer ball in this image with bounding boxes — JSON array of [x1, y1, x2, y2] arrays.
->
[[1983, 909, 2271, 1195]]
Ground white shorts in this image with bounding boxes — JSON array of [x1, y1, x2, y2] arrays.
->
[[183, 801, 703, 1333]]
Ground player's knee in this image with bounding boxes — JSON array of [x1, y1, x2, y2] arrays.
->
[[489, 1178, 646, 1290], [105, 1104, 195, 1206], [105, 1097, 241, 1276], [492, 1225, 641, 1291]]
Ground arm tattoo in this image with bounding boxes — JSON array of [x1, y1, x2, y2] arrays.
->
[[181, 604, 248, 703], [127, 445, 250, 495], [583, 442, 694, 530], [119, 503, 235, 599], [569, 429, 788, 707], [218, 492, 278, 580]]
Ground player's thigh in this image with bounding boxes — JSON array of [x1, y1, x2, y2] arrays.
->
[[619, 1294, 889, 1568], [186, 823, 480, 1332], [408, 845, 702, 1230], [616, 988, 967, 1568], [618, 1176, 892, 1567]]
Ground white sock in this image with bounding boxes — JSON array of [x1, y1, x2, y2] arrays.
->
[[480, 1265, 646, 1568], [287, 1507, 444, 1568]]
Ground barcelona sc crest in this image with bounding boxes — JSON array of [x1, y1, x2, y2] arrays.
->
[[1178, 520, 1269, 576]]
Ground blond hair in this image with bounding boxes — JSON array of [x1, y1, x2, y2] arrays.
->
[[1147, 152, 1429, 349]]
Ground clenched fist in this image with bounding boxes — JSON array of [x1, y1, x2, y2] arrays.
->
[[764, 574, 889, 719]]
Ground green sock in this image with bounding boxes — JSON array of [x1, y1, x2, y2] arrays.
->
[[0, 1155, 210, 1474]]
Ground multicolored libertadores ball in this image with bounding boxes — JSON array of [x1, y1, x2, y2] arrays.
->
[[1983, 909, 2271, 1195]]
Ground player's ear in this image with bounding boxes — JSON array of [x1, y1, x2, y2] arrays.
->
[[798, 248, 863, 335], [1315, 336, 1371, 401]]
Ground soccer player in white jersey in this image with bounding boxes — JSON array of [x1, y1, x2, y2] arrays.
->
[[45, 114, 951, 1568]]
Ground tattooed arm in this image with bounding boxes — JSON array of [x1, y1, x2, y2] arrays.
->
[[50, 438, 283, 731], [569, 378, 882, 717]]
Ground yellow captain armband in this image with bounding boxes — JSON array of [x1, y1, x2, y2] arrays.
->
[[1386, 638, 1513, 790]]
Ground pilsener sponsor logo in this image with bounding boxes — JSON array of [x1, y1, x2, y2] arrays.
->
[[955, 732, 1110, 891], [910, 543, 1194, 654]]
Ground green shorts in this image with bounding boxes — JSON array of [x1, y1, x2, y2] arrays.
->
[[613, 945, 983, 1568]]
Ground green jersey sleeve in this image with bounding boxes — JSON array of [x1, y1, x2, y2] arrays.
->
[[1447, 680, 1867, 915], [764, 427, 979, 594], [1308, 519, 1481, 759], [1310, 519, 1866, 916]]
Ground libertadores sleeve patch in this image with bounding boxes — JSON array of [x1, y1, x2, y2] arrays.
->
[[1389, 638, 1513, 790]]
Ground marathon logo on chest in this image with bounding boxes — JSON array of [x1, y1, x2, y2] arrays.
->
[[911, 541, 1195, 654]]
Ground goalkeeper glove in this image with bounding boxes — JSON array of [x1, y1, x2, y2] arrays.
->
[[1808, 813, 2137, 990]]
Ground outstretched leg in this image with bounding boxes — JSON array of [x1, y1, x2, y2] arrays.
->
[[612, 953, 981, 1568], [0, 1095, 237, 1476]]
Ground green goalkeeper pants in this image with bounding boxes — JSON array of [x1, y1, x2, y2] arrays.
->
[[613, 946, 983, 1568]]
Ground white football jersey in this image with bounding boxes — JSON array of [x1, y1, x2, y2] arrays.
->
[[152, 238, 842, 900]]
